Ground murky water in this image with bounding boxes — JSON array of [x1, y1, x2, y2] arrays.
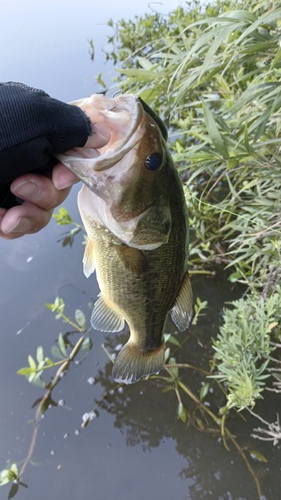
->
[[1, 1, 281, 499]]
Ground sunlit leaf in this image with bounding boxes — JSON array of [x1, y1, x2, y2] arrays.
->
[[249, 449, 268, 463], [164, 347, 170, 363], [28, 356, 36, 371], [36, 346, 44, 364], [200, 383, 210, 400], [45, 357, 54, 366], [167, 335, 182, 348], [17, 367, 34, 376], [177, 402, 188, 423], [168, 358, 178, 378]]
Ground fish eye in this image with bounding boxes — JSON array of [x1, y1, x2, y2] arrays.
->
[[144, 153, 162, 171]]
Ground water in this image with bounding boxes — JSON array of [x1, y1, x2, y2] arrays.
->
[[0, 1, 281, 499]]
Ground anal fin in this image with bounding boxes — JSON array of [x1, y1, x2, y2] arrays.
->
[[170, 271, 193, 331], [83, 237, 96, 278], [91, 294, 125, 333]]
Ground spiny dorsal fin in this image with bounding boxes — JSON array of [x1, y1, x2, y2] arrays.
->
[[170, 271, 193, 331], [91, 294, 125, 333], [83, 237, 96, 278], [112, 341, 164, 385], [114, 244, 147, 274]]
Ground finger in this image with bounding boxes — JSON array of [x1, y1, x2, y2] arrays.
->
[[52, 162, 80, 190], [10, 173, 73, 211], [85, 122, 110, 149], [0, 208, 12, 240], [0, 203, 53, 238]]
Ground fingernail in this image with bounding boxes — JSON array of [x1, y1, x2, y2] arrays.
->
[[56, 176, 80, 190], [12, 180, 41, 200], [7, 217, 31, 234]]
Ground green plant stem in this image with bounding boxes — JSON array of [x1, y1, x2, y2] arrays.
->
[[188, 270, 213, 275], [164, 367, 262, 498], [19, 333, 86, 479], [59, 314, 85, 332], [165, 363, 210, 376]]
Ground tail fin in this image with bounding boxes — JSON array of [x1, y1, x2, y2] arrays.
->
[[112, 342, 165, 385]]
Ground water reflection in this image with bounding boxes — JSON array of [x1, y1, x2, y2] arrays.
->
[[0, 181, 278, 500], [1, 270, 280, 500]]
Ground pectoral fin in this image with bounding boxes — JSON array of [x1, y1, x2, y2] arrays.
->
[[170, 272, 193, 331], [114, 244, 147, 274], [91, 294, 125, 333], [83, 237, 96, 278]]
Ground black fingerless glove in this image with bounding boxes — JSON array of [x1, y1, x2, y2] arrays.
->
[[0, 82, 92, 208]]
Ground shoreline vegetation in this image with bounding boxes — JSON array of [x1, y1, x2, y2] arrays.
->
[[95, 0, 281, 414]]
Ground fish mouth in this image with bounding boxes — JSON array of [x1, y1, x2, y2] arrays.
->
[[56, 94, 143, 186]]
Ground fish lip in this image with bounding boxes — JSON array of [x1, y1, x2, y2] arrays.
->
[[57, 94, 143, 179], [92, 95, 143, 172]]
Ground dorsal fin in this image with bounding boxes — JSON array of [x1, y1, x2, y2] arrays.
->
[[83, 237, 96, 278], [170, 272, 193, 331]]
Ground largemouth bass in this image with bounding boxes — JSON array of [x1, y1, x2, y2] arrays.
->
[[57, 94, 193, 384]]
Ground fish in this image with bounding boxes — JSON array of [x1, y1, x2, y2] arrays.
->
[[57, 93, 193, 384]]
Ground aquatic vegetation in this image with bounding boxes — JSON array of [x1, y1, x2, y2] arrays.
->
[[94, 0, 281, 414], [1, 292, 263, 498]]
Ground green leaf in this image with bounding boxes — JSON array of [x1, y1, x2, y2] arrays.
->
[[200, 382, 210, 400], [28, 356, 36, 371], [167, 335, 182, 348], [10, 465, 18, 477], [249, 449, 268, 463], [58, 333, 67, 358], [51, 345, 65, 361], [45, 357, 55, 366], [36, 346, 44, 364], [0, 464, 18, 487], [271, 46, 281, 69], [162, 386, 174, 393], [164, 347, 170, 363], [202, 101, 229, 158], [177, 402, 188, 423], [164, 333, 181, 347], [17, 367, 34, 376], [52, 207, 73, 225], [168, 358, 178, 378], [81, 337, 93, 352], [75, 309, 86, 329], [116, 68, 163, 81], [137, 57, 154, 70]]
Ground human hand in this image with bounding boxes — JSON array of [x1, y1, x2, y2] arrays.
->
[[0, 117, 110, 239], [0, 163, 79, 239], [0, 120, 109, 240]]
